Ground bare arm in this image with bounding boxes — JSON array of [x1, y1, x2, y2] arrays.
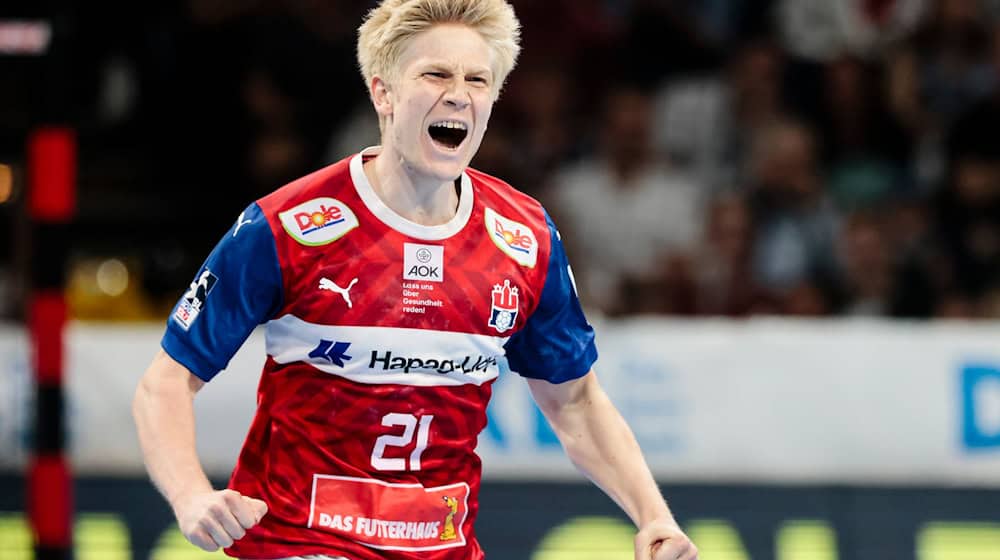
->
[[133, 349, 266, 550], [133, 349, 212, 504], [527, 370, 697, 560]]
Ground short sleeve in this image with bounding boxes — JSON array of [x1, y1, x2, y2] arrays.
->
[[161, 202, 283, 381], [504, 211, 598, 383]]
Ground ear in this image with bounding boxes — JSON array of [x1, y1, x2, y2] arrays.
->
[[370, 76, 393, 119]]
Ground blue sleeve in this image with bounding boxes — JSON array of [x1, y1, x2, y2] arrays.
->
[[161, 202, 283, 381], [504, 211, 598, 383]]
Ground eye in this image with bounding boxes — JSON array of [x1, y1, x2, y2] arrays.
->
[[424, 71, 448, 79], [467, 76, 489, 86]]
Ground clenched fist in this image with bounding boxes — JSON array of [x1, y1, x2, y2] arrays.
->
[[635, 519, 698, 560], [174, 489, 268, 551]]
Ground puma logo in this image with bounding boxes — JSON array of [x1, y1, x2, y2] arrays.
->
[[233, 211, 252, 237], [318, 277, 358, 308]]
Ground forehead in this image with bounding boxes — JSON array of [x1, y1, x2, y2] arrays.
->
[[399, 23, 494, 73]]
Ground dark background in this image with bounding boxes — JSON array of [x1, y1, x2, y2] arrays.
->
[[4, 0, 1000, 320]]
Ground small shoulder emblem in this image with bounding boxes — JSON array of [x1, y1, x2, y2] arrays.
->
[[279, 197, 359, 246], [484, 207, 538, 267]]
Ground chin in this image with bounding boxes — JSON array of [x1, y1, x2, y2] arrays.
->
[[424, 160, 468, 182], [419, 146, 474, 180]]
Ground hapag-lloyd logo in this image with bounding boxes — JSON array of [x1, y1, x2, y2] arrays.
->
[[369, 350, 497, 376]]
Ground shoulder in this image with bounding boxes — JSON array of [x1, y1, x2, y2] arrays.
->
[[466, 166, 549, 228], [466, 166, 555, 270], [257, 155, 356, 217]]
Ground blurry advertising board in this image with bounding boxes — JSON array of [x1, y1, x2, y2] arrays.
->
[[1, 318, 1000, 485]]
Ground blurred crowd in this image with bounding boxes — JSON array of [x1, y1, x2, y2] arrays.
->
[[3, 0, 1000, 320]]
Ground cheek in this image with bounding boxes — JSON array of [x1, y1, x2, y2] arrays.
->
[[402, 92, 434, 122], [477, 99, 494, 128]]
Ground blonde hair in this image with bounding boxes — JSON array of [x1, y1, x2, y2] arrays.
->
[[357, 0, 521, 101]]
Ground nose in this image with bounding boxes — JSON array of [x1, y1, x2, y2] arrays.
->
[[442, 80, 471, 110]]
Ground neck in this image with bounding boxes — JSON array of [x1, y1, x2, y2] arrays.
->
[[365, 149, 460, 226]]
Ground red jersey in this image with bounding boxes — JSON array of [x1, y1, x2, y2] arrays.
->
[[162, 148, 597, 559]]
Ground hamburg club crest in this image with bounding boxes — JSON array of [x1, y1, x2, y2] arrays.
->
[[488, 279, 519, 333]]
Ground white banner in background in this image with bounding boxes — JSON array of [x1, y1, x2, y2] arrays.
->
[[2, 318, 1000, 485], [0, 325, 30, 469], [480, 318, 1000, 484]]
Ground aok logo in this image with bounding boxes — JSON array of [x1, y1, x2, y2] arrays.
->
[[404, 243, 444, 282], [408, 265, 439, 279]]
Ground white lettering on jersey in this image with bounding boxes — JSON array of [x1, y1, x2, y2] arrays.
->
[[484, 207, 538, 268], [266, 314, 508, 387], [403, 243, 444, 282]]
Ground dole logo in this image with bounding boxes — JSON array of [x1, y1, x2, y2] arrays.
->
[[494, 219, 532, 253], [295, 204, 343, 233], [484, 207, 538, 267], [488, 279, 519, 333], [279, 197, 359, 246]]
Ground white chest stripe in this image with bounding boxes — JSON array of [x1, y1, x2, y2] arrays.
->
[[265, 314, 510, 387]]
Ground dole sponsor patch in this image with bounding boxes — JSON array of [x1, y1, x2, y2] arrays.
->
[[279, 197, 359, 246], [484, 207, 537, 267], [403, 243, 444, 282], [488, 279, 519, 333], [308, 475, 469, 551]]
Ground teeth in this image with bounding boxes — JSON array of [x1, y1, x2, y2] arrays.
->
[[430, 121, 467, 130]]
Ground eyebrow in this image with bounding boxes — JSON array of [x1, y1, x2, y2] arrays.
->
[[418, 61, 493, 78]]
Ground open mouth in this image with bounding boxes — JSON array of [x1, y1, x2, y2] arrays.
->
[[428, 120, 468, 150]]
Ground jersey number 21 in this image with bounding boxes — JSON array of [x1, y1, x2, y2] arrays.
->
[[370, 412, 434, 471]]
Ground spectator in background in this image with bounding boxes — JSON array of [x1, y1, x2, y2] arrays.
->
[[549, 86, 705, 315], [616, 0, 729, 87], [947, 21, 1000, 172], [653, 38, 786, 193], [692, 193, 758, 316], [932, 152, 1000, 316], [745, 118, 840, 312], [906, 0, 994, 121], [833, 212, 895, 315], [777, 0, 928, 61], [15, 0, 1000, 322], [887, 0, 995, 188], [936, 21, 1000, 317], [495, 65, 581, 197], [883, 196, 946, 317], [817, 55, 913, 211], [510, 0, 624, 113]]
